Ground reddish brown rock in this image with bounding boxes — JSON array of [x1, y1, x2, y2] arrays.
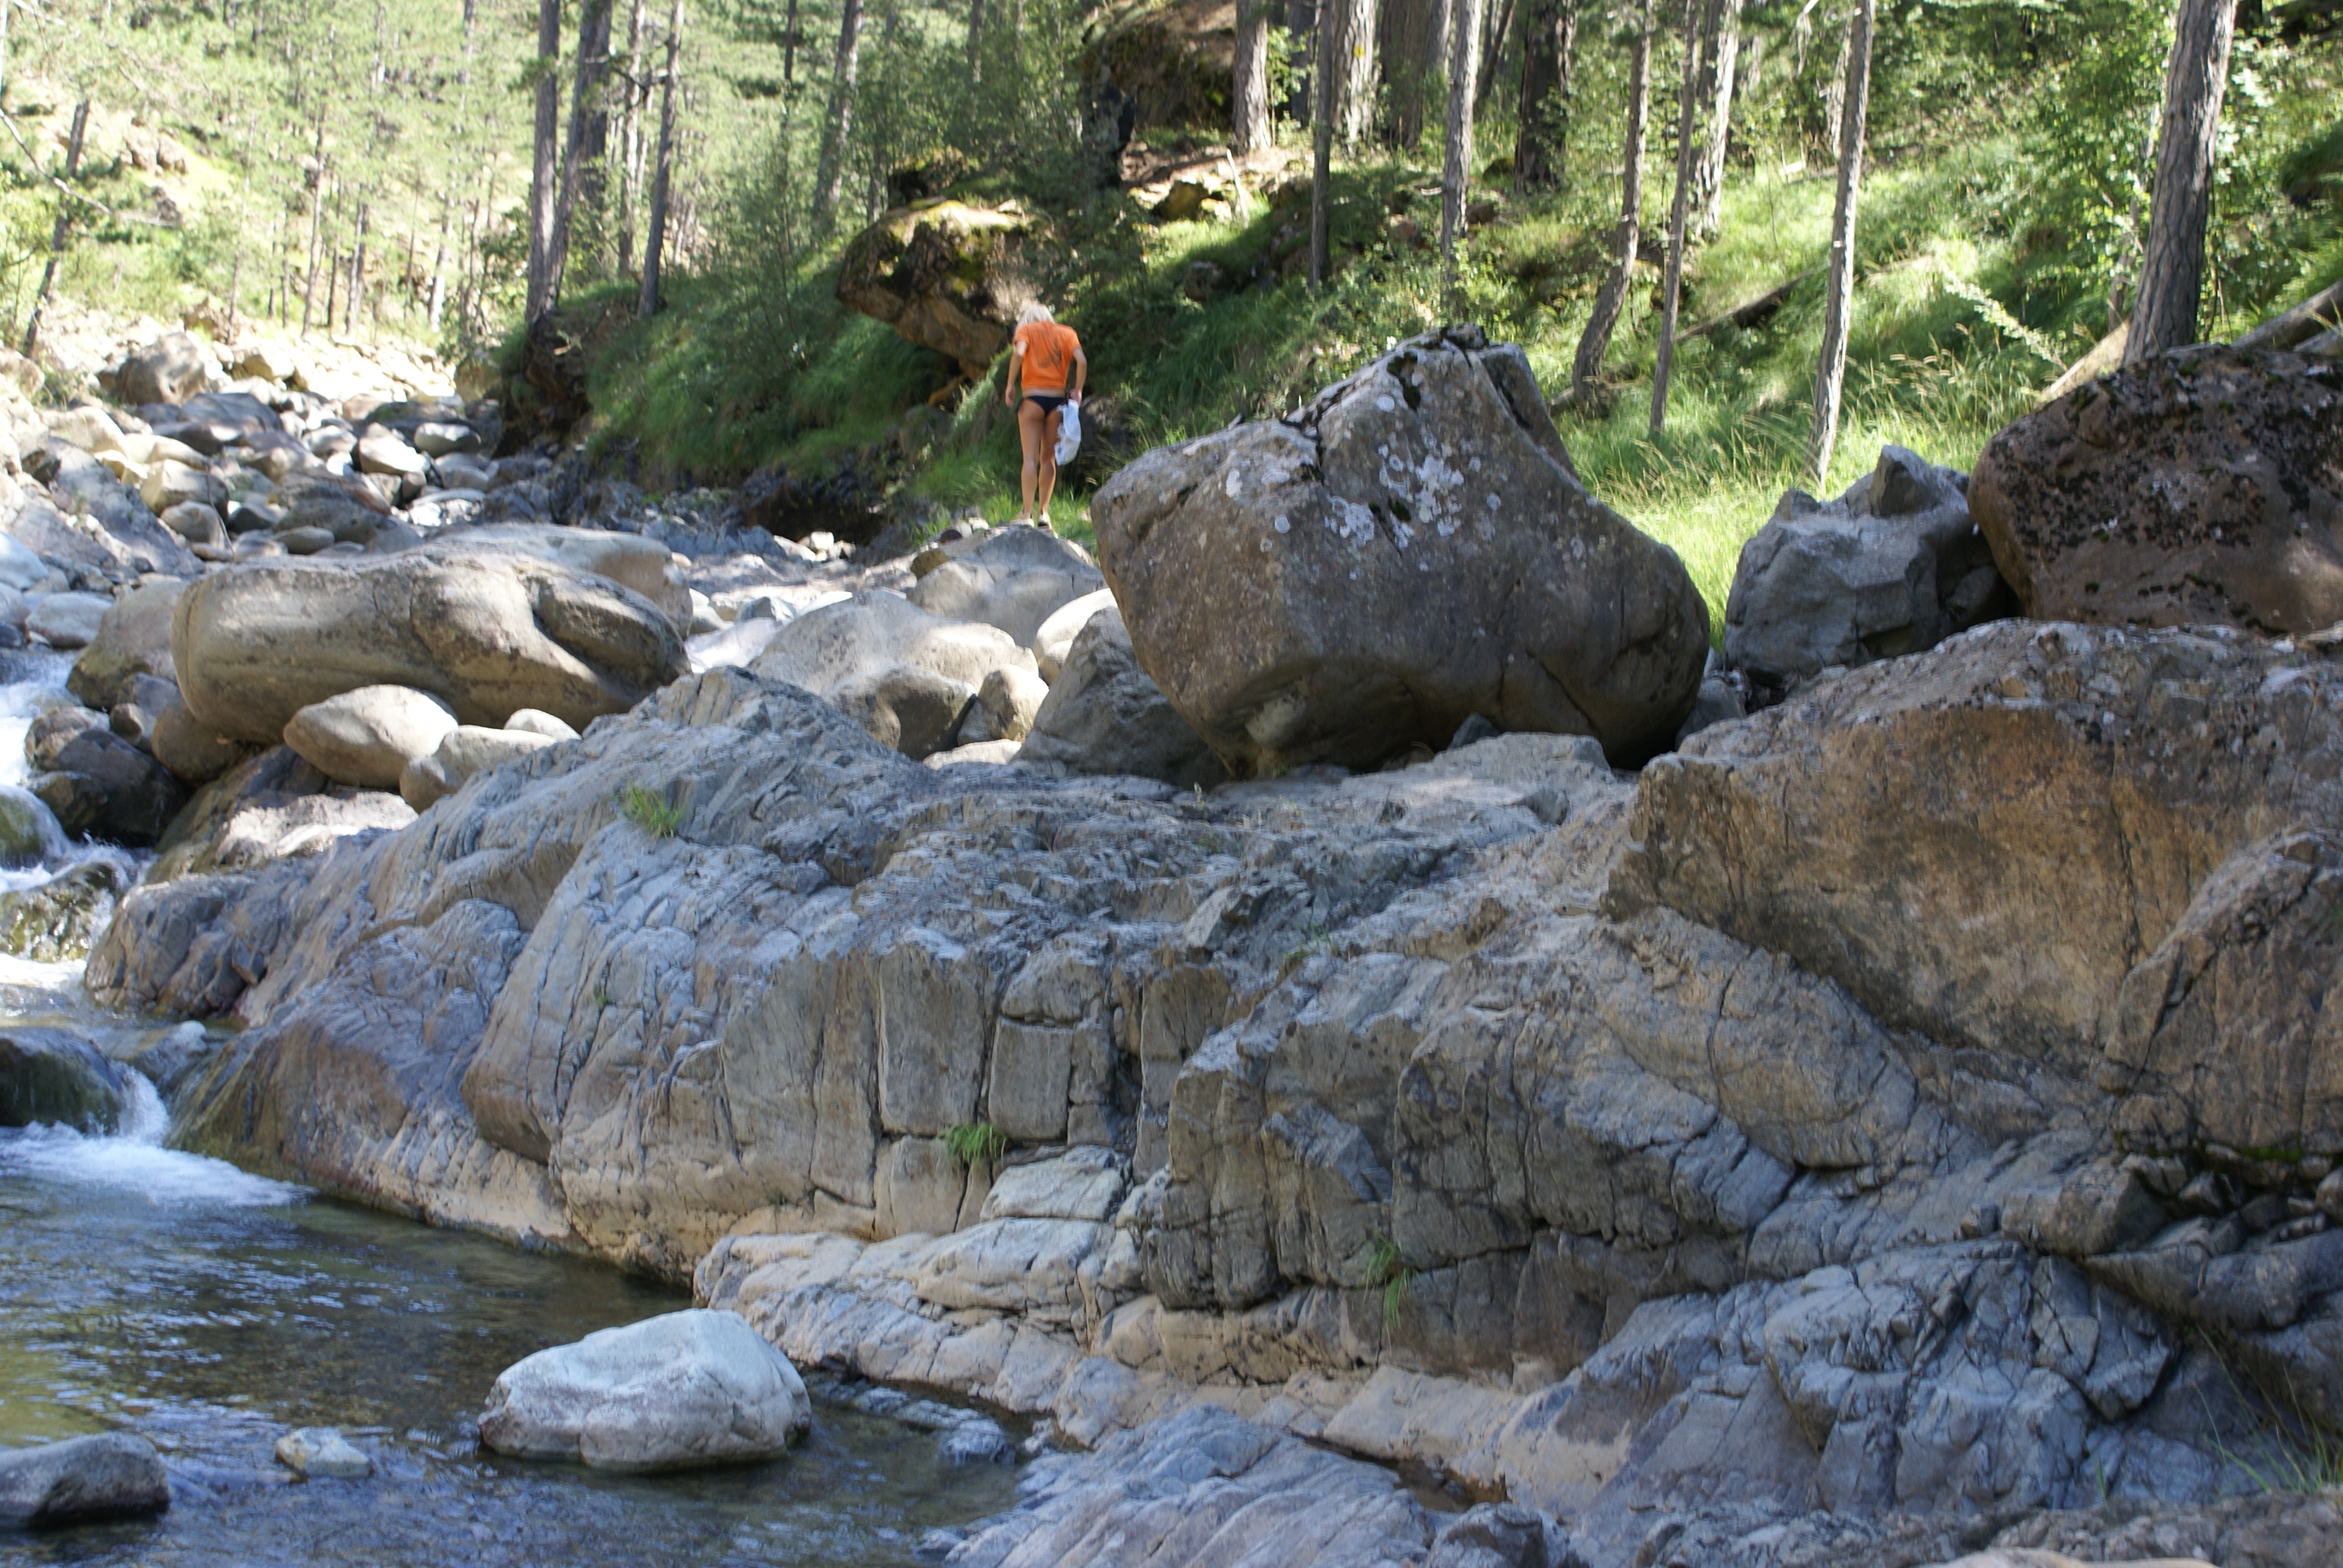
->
[[1971, 346, 2343, 635]]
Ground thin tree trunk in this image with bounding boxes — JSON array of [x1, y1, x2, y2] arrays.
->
[[1474, 0, 1513, 110], [347, 200, 369, 336], [1233, 0, 1272, 155], [620, 0, 646, 271], [1822, 2, 1848, 158], [1513, 0, 1575, 191], [1381, 0, 1444, 151], [326, 250, 341, 338], [23, 99, 91, 359], [300, 141, 327, 336], [547, 0, 614, 307], [1570, 0, 1652, 399], [1, 0, 11, 111], [964, 0, 980, 77], [1441, 0, 1484, 313], [526, 0, 563, 321], [811, 0, 865, 231], [787, 0, 801, 79], [1696, 0, 1738, 237], [1807, 0, 1873, 485], [1286, 0, 1320, 122], [1310, 2, 1334, 284], [428, 191, 451, 333], [2126, 0, 2238, 361], [1650, 0, 1715, 434], [639, 0, 683, 316]]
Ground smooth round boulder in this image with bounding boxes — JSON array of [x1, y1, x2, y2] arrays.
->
[[477, 1308, 810, 1472], [149, 699, 257, 785], [0, 1432, 171, 1526], [502, 708, 580, 740], [957, 664, 1049, 745], [116, 333, 209, 406], [830, 663, 975, 759], [905, 524, 1105, 647], [172, 552, 690, 744], [399, 725, 560, 811], [281, 685, 460, 791], [67, 578, 183, 711], [1032, 588, 1116, 682], [0, 783, 65, 867]]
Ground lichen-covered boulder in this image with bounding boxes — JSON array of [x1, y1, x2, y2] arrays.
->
[[833, 201, 1033, 377], [1093, 327, 1710, 774]]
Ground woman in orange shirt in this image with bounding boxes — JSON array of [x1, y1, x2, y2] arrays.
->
[[1004, 301, 1086, 527]]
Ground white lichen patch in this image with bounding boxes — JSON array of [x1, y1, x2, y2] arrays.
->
[[1274, 515, 1291, 534], [1326, 497, 1378, 546], [1225, 468, 1245, 499]]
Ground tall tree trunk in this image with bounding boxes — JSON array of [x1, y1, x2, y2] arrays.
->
[[1570, 0, 1652, 400], [964, 0, 980, 77], [639, 0, 683, 316], [1822, 2, 1848, 158], [1310, 1, 1334, 284], [1474, 0, 1513, 111], [1331, 0, 1378, 145], [1, 0, 11, 112], [546, 0, 614, 307], [2126, 0, 2238, 361], [1513, 0, 1575, 191], [1650, 0, 1715, 434], [428, 190, 452, 333], [1441, 0, 1485, 313], [811, 0, 865, 232], [526, 0, 563, 321], [1233, 0, 1273, 154], [300, 133, 327, 336], [23, 99, 91, 359], [1381, 0, 1446, 151], [1286, 0, 1320, 122], [1696, 0, 1738, 237], [347, 200, 369, 336], [1807, 0, 1873, 485], [619, 0, 647, 272]]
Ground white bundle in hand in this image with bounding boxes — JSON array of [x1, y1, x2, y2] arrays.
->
[[1054, 402, 1083, 465]]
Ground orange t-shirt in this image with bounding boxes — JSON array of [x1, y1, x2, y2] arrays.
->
[[1014, 321, 1080, 393]]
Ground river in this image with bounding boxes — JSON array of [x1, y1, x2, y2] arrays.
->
[[0, 653, 1021, 1566]]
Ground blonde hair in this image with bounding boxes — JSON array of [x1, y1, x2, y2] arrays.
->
[[1017, 301, 1055, 325]]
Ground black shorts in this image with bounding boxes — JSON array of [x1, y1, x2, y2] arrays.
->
[[1024, 393, 1069, 416]]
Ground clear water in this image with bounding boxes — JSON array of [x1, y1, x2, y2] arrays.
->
[[0, 654, 1021, 1566]]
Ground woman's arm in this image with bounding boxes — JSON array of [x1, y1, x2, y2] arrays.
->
[[1070, 345, 1087, 403], [1004, 340, 1024, 407]]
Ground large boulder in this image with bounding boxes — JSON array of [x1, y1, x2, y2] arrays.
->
[[172, 551, 690, 743], [270, 470, 401, 546], [477, 1308, 811, 1471], [1093, 327, 1709, 774], [67, 578, 184, 711], [0, 1433, 171, 1526], [425, 524, 691, 630], [747, 590, 1035, 753], [833, 201, 1033, 377], [1017, 608, 1227, 788], [116, 332, 211, 405], [149, 745, 411, 882], [1972, 345, 2343, 633], [26, 592, 112, 651], [1723, 445, 2013, 689], [281, 685, 460, 791], [0, 1028, 128, 1132], [906, 525, 1106, 647], [1034, 587, 1116, 682], [32, 728, 189, 844], [399, 724, 560, 811]]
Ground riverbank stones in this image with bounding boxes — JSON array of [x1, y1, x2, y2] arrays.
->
[[274, 1428, 371, 1480], [0, 1433, 171, 1526]]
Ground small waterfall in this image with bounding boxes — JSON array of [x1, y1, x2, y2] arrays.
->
[[0, 1066, 307, 1207]]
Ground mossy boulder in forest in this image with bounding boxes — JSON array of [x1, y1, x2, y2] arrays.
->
[[834, 201, 1035, 380]]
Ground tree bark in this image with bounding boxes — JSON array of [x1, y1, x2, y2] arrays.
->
[[1569, 0, 1652, 400], [1233, 0, 1273, 154], [2126, 0, 2238, 361], [1310, 1, 1334, 284], [546, 0, 614, 307], [1650, 0, 1715, 434], [1822, 1, 1849, 158], [1382, 0, 1447, 151], [619, 0, 647, 272], [23, 99, 90, 359], [1286, 0, 1320, 122], [1330, 0, 1378, 146], [811, 0, 865, 232], [639, 0, 683, 316], [1441, 0, 1484, 312], [347, 199, 369, 336], [298, 124, 327, 336], [526, 0, 563, 322], [1474, 0, 1513, 111], [1696, 0, 1738, 237], [964, 0, 981, 77], [1807, 0, 1873, 485], [1513, 0, 1575, 191]]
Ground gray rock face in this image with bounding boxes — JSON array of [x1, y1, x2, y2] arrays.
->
[[1723, 445, 2014, 689], [0, 1028, 126, 1132], [477, 1309, 810, 1471], [0, 1432, 171, 1526], [33, 727, 189, 844], [1093, 327, 1711, 774], [172, 549, 689, 744], [1015, 609, 1226, 788], [906, 525, 1105, 647], [67, 578, 183, 711], [146, 745, 413, 884], [747, 590, 1033, 756], [957, 664, 1049, 746], [84, 621, 2343, 1565]]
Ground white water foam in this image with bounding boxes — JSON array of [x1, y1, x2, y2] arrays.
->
[[0, 1070, 309, 1208]]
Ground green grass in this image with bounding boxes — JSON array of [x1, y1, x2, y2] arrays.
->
[[1363, 1232, 1418, 1329], [942, 1121, 1010, 1169], [618, 783, 684, 838]]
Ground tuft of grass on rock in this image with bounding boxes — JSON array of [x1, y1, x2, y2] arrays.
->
[[942, 1122, 1010, 1169], [619, 783, 684, 838]]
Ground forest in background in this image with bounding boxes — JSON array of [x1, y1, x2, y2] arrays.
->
[[0, 0, 2337, 618]]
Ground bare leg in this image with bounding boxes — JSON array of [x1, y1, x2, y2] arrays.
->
[[1016, 399, 1046, 521], [1038, 408, 1064, 522]]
